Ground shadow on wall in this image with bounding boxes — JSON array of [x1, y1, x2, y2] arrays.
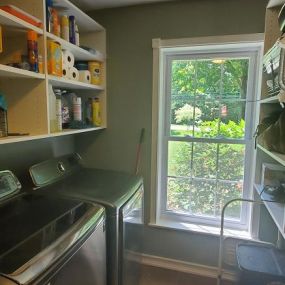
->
[[0, 136, 75, 186]]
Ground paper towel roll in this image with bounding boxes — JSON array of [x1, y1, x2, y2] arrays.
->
[[62, 50, 75, 68], [62, 63, 69, 79], [78, 70, 91, 84], [68, 67, 79, 81]]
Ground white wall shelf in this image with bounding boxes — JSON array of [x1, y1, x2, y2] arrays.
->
[[0, 9, 43, 34], [48, 75, 104, 91], [267, 0, 284, 8], [257, 144, 285, 167], [260, 95, 279, 103], [46, 32, 104, 62], [0, 127, 105, 145], [0, 0, 107, 143], [52, 0, 104, 32], [254, 184, 285, 238], [0, 64, 45, 79]]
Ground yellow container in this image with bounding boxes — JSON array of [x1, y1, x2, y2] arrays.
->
[[92, 98, 101, 126], [89, 61, 102, 85], [47, 40, 62, 77]]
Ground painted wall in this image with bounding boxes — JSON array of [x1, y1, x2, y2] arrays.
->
[[0, 136, 75, 187], [76, 0, 269, 266]]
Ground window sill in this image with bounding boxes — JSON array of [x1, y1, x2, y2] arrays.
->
[[149, 218, 252, 240]]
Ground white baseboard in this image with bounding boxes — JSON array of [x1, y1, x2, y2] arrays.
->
[[126, 251, 237, 282]]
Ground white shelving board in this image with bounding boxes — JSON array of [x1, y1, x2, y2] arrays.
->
[[46, 32, 104, 61], [0, 9, 43, 34], [257, 144, 285, 167], [52, 0, 104, 32], [260, 95, 280, 103], [268, 0, 284, 7], [48, 75, 104, 90], [0, 64, 45, 79], [254, 184, 285, 237], [0, 127, 105, 145]]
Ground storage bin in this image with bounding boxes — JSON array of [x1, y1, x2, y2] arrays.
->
[[236, 243, 285, 285]]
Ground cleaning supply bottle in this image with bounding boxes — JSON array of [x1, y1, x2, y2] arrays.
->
[[54, 89, 62, 131], [0, 94, 7, 137], [75, 24, 80, 46], [27, 30, 39, 72], [61, 15, 69, 41], [69, 16, 76, 44], [61, 91, 70, 129], [85, 98, 93, 125], [73, 97, 82, 121], [92, 98, 101, 126], [48, 84, 57, 133], [46, 0, 53, 33]]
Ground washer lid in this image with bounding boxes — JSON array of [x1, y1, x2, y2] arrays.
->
[[0, 194, 104, 283]]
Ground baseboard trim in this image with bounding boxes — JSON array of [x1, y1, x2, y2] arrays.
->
[[126, 251, 237, 282]]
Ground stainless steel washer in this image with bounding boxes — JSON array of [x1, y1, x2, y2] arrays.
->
[[0, 170, 106, 285], [29, 153, 144, 285]]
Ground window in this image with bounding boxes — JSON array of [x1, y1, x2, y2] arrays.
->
[[153, 36, 263, 231]]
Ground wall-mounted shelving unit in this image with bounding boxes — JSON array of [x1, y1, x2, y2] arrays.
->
[[254, 184, 285, 238], [0, 0, 107, 144], [260, 94, 279, 103], [0, 126, 105, 145], [254, 0, 285, 238]]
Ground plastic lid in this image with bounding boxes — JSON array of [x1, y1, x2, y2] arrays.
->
[[73, 97, 81, 104], [27, 30, 37, 41]]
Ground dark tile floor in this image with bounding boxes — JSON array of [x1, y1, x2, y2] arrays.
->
[[139, 265, 235, 285]]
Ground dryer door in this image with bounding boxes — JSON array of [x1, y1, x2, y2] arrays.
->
[[120, 184, 144, 285]]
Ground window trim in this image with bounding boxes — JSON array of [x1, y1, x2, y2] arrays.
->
[[150, 34, 264, 234]]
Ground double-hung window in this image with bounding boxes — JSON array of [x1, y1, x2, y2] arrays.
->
[[153, 36, 263, 231]]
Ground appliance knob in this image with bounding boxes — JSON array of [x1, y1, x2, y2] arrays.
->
[[57, 162, 65, 173]]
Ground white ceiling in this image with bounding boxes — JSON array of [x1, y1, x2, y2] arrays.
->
[[70, 0, 173, 11]]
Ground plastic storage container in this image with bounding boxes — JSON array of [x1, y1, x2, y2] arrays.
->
[[236, 243, 285, 285]]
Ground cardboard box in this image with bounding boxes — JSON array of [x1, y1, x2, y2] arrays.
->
[[47, 40, 62, 77]]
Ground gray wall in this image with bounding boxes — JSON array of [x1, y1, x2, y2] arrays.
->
[[76, 0, 269, 267], [0, 136, 75, 187]]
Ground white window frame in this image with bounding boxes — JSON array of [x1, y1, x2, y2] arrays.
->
[[150, 34, 264, 233]]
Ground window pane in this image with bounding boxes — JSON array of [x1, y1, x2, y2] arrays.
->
[[170, 60, 196, 137], [167, 177, 191, 213], [168, 141, 192, 177], [193, 142, 217, 179], [164, 52, 254, 227], [218, 144, 245, 180], [170, 96, 194, 137], [170, 58, 249, 139], [193, 100, 220, 138], [216, 181, 243, 220], [222, 59, 249, 99], [196, 60, 221, 94], [219, 101, 245, 139], [190, 180, 216, 217]]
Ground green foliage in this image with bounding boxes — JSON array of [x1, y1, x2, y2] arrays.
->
[[167, 58, 249, 220], [170, 58, 248, 123], [175, 104, 202, 125], [168, 119, 244, 219], [197, 119, 245, 138]]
